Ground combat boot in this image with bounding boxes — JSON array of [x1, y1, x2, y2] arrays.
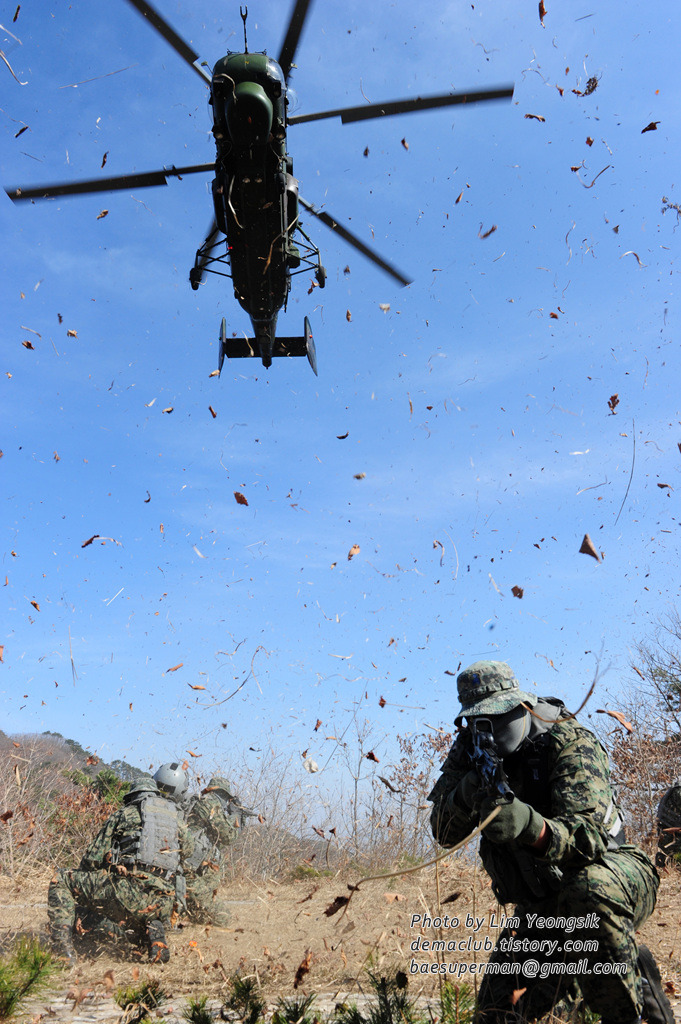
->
[[147, 919, 170, 963], [51, 924, 76, 966], [638, 944, 675, 1024]]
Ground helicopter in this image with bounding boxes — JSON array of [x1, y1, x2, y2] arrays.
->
[[5, 0, 514, 376]]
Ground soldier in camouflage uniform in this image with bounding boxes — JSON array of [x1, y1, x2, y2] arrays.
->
[[183, 776, 244, 927], [48, 763, 191, 965], [656, 781, 681, 867], [429, 661, 673, 1024]]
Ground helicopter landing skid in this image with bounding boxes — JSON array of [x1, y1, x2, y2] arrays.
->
[[218, 316, 317, 376]]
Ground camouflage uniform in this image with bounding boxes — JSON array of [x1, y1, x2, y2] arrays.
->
[[656, 781, 681, 866], [183, 776, 240, 927], [429, 661, 662, 1024], [48, 780, 191, 961]]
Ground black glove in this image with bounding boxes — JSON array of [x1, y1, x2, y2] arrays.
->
[[479, 795, 545, 845], [455, 770, 482, 811]]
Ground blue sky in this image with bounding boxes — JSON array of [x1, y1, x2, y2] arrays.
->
[[1, 0, 679, 782]]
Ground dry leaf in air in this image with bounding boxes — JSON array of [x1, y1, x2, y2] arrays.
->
[[67, 329, 77, 338], [378, 775, 399, 793], [579, 534, 601, 562], [294, 950, 314, 989], [596, 709, 634, 733], [346, 309, 352, 322], [347, 543, 360, 560], [324, 895, 349, 917], [167, 663, 183, 673], [234, 491, 249, 506]]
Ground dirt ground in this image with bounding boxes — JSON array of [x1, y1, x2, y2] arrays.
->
[[2, 861, 681, 1021]]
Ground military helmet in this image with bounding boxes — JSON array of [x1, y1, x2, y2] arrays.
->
[[454, 660, 537, 725], [153, 762, 188, 803], [123, 778, 158, 804], [657, 781, 681, 827], [206, 775, 235, 797]]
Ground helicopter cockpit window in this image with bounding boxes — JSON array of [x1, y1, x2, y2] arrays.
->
[[266, 58, 285, 98]]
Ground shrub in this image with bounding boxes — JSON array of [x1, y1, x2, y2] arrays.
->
[[0, 937, 54, 1020]]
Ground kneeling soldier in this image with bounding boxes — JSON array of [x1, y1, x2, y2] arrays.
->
[[429, 661, 673, 1024]]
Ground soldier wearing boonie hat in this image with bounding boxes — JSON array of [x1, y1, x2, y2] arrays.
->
[[428, 659, 670, 1024], [454, 660, 538, 724]]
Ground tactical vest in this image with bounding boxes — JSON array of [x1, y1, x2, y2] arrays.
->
[[481, 700, 626, 904], [184, 823, 218, 872], [115, 793, 182, 874], [517, 704, 626, 849]]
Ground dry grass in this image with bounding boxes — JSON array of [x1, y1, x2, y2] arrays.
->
[[2, 862, 681, 1015]]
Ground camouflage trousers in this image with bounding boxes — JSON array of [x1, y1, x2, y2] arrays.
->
[[185, 871, 231, 927], [475, 845, 658, 1024], [48, 868, 176, 941]]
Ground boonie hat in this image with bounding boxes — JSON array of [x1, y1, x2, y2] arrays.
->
[[455, 660, 537, 724]]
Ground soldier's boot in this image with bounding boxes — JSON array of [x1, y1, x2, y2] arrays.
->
[[146, 919, 170, 964], [638, 944, 675, 1024], [51, 924, 77, 966]]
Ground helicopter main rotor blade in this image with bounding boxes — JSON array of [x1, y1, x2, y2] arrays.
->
[[288, 84, 514, 125], [123, 0, 212, 84], [278, 0, 313, 82], [299, 197, 412, 288], [6, 162, 215, 201]]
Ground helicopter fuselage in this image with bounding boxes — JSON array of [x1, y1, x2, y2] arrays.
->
[[209, 52, 300, 365]]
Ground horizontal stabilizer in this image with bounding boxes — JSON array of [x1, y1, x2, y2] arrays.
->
[[222, 336, 306, 359], [219, 317, 317, 375]]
